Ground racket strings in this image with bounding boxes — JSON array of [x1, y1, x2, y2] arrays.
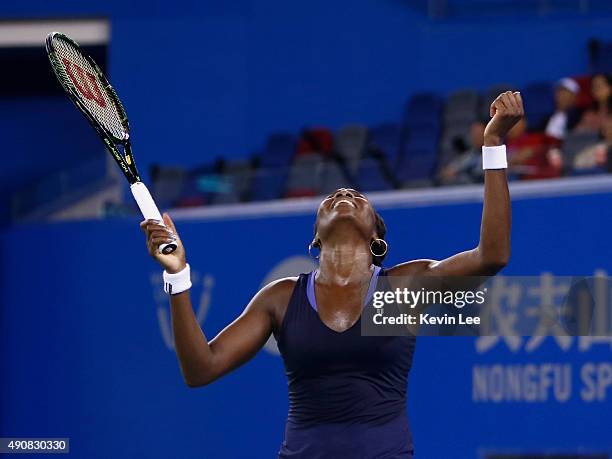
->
[[52, 37, 126, 141]]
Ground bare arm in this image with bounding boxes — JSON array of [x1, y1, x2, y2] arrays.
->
[[141, 215, 293, 387], [169, 279, 292, 387], [389, 91, 523, 278]]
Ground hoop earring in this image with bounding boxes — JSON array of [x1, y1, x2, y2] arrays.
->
[[308, 240, 321, 260], [370, 238, 388, 257]]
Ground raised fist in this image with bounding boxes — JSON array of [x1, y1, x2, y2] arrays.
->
[[484, 91, 525, 147]]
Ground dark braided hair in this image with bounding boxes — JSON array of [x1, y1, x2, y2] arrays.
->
[[312, 210, 388, 266]]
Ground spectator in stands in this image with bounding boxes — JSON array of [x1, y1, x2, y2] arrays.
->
[[507, 118, 562, 179], [572, 116, 612, 170], [438, 121, 485, 185], [545, 78, 581, 140], [576, 73, 612, 133]]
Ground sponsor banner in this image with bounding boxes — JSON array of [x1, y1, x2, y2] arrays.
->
[[361, 275, 612, 337]]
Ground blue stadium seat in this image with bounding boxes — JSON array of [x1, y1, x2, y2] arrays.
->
[[259, 132, 298, 169], [175, 162, 219, 207], [444, 89, 480, 125], [404, 124, 440, 151], [396, 146, 438, 187], [356, 158, 393, 192], [334, 124, 368, 176], [404, 92, 443, 127], [402, 94, 442, 167], [250, 168, 289, 201], [438, 122, 473, 170], [151, 166, 186, 209], [367, 123, 403, 168], [318, 160, 352, 194], [247, 133, 296, 202], [285, 153, 324, 197], [402, 122, 440, 179]]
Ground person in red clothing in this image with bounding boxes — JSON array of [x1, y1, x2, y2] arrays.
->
[[576, 73, 612, 133], [507, 118, 562, 179]]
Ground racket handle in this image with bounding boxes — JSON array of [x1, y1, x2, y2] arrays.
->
[[130, 182, 177, 255]]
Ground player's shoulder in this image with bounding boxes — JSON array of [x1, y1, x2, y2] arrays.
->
[[263, 276, 299, 297], [255, 276, 299, 304], [247, 277, 299, 319]]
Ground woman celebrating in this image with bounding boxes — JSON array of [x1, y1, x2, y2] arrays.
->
[[141, 91, 523, 458]]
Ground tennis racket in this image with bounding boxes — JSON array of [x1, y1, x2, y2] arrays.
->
[[45, 31, 177, 254]]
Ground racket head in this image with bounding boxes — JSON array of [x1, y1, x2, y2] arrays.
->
[[45, 32, 129, 144]]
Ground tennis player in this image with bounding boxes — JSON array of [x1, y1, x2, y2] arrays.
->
[[141, 91, 523, 458]]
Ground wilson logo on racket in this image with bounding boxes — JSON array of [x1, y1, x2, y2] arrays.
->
[[62, 58, 107, 108]]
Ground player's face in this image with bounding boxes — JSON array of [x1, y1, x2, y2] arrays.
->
[[315, 188, 376, 240]]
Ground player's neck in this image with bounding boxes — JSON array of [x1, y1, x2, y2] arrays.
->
[[317, 234, 372, 286]]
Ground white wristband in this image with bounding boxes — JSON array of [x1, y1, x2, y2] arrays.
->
[[163, 264, 192, 295], [482, 145, 508, 170]]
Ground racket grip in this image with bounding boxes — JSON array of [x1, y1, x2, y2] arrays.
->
[[130, 182, 177, 255]]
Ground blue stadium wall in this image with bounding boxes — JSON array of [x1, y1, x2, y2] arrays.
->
[[4, 0, 612, 192], [1, 189, 611, 458]]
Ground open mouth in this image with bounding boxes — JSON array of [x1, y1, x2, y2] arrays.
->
[[333, 199, 356, 209]]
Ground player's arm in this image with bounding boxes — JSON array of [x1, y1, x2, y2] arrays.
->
[[141, 215, 293, 387], [169, 278, 292, 387], [389, 91, 523, 278]]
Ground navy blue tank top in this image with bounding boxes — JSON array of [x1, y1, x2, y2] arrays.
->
[[275, 267, 416, 458]]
